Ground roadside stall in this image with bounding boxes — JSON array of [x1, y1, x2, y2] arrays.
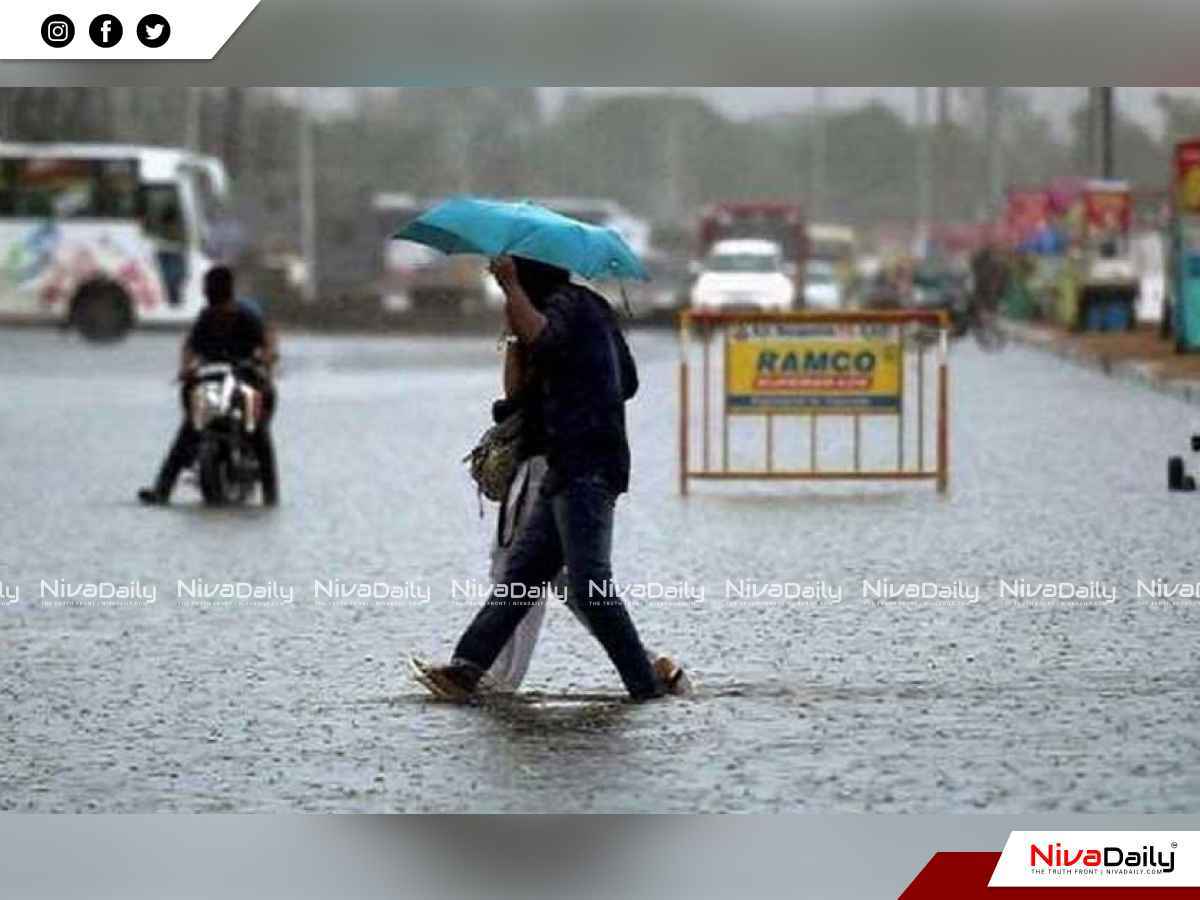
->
[[1168, 137, 1200, 351], [1002, 186, 1062, 320], [1052, 178, 1139, 332]]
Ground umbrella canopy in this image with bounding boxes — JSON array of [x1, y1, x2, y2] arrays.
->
[[393, 196, 649, 282]]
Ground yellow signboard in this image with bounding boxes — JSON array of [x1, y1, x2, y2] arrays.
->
[[726, 322, 903, 415]]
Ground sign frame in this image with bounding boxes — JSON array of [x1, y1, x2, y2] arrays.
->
[[678, 309, 950, 495]]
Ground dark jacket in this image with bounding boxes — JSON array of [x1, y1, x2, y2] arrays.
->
[[187, 302, 266, 363], [527, 284, 638, 495], [492, 380, 547, 458]]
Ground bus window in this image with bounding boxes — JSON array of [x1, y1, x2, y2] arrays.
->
[[94, 159, 140, 218], [11, 159, 94, 218], [5, 158, 139, 220]]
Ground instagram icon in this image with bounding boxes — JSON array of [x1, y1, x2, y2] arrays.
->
[[40, 14, 76, 48]]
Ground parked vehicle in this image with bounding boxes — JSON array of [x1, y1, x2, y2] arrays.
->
[[860, 265, 906, 310], [627, 251, 691, 316], [803, 259, 843, 310], [375, 193, 488, 314], [689, 239, 795, 312], [808, 223, 858, 294]]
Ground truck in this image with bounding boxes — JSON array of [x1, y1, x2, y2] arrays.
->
[[697, 201, 808, 297]]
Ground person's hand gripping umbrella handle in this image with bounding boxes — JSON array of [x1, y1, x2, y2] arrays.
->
[[489, 255, 520, 294], [489, 256, 547, 345]]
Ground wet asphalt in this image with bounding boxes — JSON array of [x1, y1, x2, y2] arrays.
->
[[2, 325, 1200, 812]]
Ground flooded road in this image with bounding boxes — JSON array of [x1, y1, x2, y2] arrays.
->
[[2, 326, 1200, 812]]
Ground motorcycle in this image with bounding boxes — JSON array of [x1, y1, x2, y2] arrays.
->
[[185, 362, 268, 506]]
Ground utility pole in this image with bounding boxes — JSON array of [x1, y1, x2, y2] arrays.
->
[[1084, 87, 1097, 174], [221, 88, 246, 179], [447, 89, 472, 194], [915, 87, 933, 256], [934, 87, 950, 225], [809, 87, 827, 222], [664, 95, 684, 223], [297, 87, 319, 303], [1099, 86, 1115, 179], [183, 88, 202, 151], [109, 87, 133, 141], [983, 87, 1005, 218]]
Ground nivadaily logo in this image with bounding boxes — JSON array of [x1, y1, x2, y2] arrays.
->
[[1030, 841, 1177, 875]]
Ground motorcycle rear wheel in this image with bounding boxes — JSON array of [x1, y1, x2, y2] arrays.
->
[[197, 440, 253, 506], [197, 441, 229, 506]]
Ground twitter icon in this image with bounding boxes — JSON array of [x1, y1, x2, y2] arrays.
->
[[137, 13, 170, 48]]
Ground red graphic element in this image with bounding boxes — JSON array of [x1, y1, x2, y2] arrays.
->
[[1005, 187, 1052, 246], [1084, 187, 1133, 235], [1175, 138, 1200, 213], [115, 258, 159, 310], [900, 853, 1200, 898], [40, 246, 100, 308], [1176, 140, 1200, 179], [35, 240, 163, 311], [753, 376, 870, 391]]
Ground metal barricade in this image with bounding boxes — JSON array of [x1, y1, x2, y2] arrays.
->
[[678, 310, 950, 495]]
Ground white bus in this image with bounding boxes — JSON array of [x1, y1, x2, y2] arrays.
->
[[0, 143, 231, 341]]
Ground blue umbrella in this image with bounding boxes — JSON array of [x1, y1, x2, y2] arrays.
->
[[393, 196, 649, 282]]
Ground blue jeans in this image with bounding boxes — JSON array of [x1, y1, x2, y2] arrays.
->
[[453, 472, 663, 700]]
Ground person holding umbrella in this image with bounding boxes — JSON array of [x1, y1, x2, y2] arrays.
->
[[398, 199, 685, 702], [460, 285, 689, 696], [416, 254, 681, 701]]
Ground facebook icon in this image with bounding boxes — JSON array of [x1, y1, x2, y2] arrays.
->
[[88, 14, 124, 48]]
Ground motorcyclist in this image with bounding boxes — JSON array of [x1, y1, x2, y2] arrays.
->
[[137, 266, 280, 506]]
